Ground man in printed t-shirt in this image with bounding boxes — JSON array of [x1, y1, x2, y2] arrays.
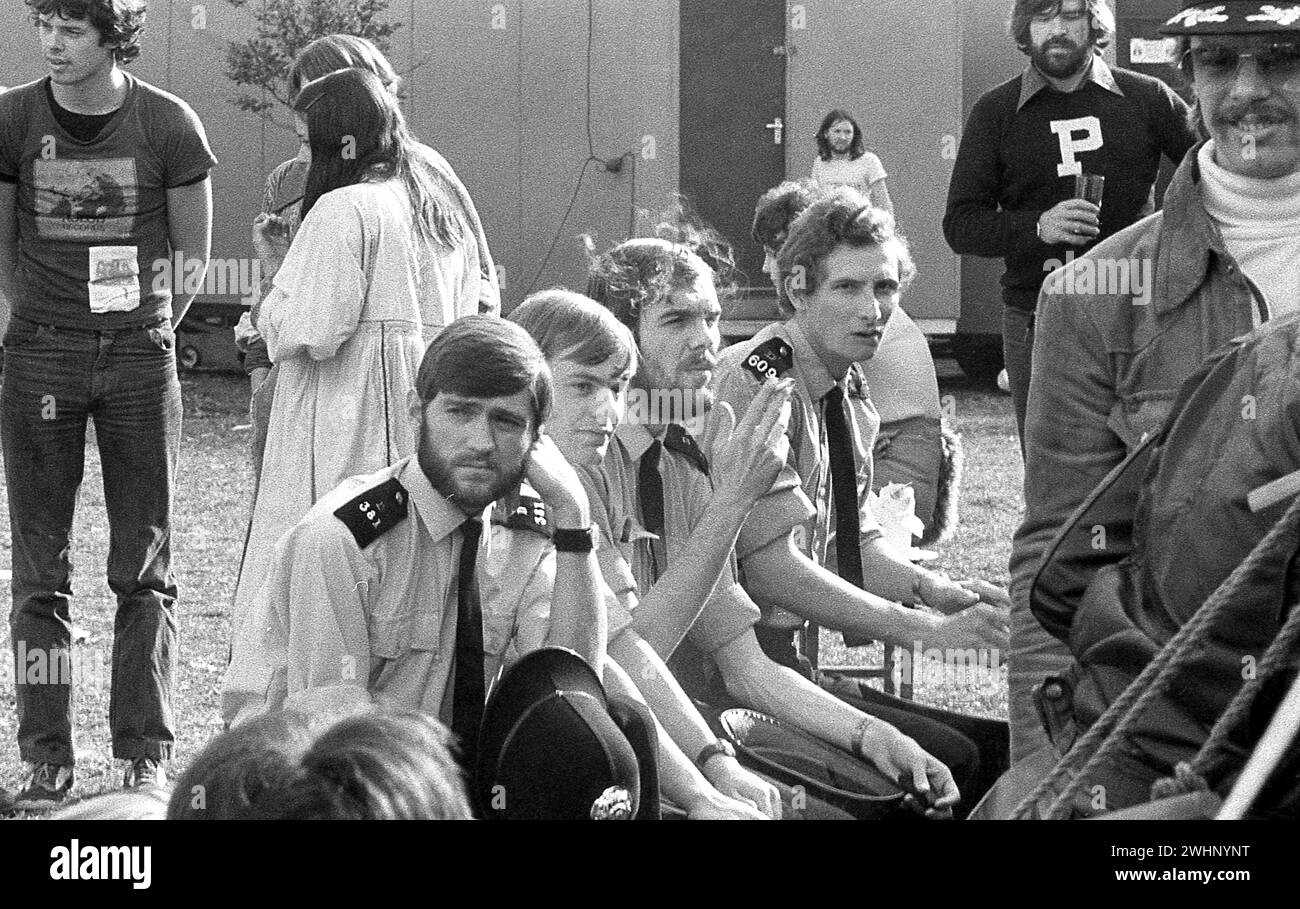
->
[[0, 0, 216, 811]]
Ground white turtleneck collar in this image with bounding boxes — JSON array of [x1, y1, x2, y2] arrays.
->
[[1197, 142, 1300, 319], [1199, 141, 1300, 234]]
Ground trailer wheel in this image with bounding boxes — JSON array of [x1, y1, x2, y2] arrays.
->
[[179, 345, 201, 371], [952, 334, 1004, 387]]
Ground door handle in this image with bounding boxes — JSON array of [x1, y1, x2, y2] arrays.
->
[[764, 116, 784, 145]]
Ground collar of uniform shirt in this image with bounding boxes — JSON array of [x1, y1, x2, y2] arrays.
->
[[395, 456, 489, 543], [615, 418, 663, 461], [781, 319, 845, 402], [1017, 53, 1125, 110]]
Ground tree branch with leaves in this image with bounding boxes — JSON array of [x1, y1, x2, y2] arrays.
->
[[223, 0, 402, 126]]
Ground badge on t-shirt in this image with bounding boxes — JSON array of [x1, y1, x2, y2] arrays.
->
[[334, 477, 409, 549], [87, 245, 140, 313], [742, 338, 794, 383]]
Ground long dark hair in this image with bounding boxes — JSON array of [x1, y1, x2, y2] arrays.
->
[[294, 68, 460, 247], [816, 109, 865, 162], [288, 34, 401, 104]]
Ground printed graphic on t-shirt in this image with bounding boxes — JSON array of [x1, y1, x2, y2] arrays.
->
[[87, 245, 140, 313], [33, 158, 137, 241]]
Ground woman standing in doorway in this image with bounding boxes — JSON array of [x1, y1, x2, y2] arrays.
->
[[810, 108, 894, 216]]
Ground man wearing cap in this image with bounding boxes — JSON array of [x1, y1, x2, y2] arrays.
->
[[581, 237, 964, 815], [221, 316, 606, 779], [944, 0, 1197, 446], [1010, 0, 1300, 766]]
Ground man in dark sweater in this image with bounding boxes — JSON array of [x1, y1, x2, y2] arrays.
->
[[943, 0, 1196, 443]]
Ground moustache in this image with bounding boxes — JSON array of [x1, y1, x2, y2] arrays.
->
[[1218, 102, 1292, 125], [454, 457, 500, 472]]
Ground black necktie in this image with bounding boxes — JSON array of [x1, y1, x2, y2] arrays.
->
[[664, 424, 710, 476], [451, 517, 485, 768], [638, 439, 669, 582], [823, 383, 865, 591]]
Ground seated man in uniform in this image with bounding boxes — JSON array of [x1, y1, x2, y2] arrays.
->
[[221, 316, 605, 777], [709, 190, 1013, 811], [752, 180, 953, 541], [223, 314, 767, 819], [580, 237, 963, 814], [497, 289, 783, 818]]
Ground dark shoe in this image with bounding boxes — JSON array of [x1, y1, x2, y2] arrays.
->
[[123, 756, 167, 790], [12, 763, 74, 812]]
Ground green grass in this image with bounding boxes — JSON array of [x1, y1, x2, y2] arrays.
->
[[0, 366, 1022, 809]]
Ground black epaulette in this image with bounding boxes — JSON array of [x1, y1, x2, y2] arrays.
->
[[333, 477, 409, 549], [742, 337, 795, 383], [492, 484, 551, 538]]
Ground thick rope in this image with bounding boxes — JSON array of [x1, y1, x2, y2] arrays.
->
[[1193, 569, 1300, 779], [1148, 562, 1300, 801], [1012, 491, 1300, 819], [1147, 560, 1300, 802]]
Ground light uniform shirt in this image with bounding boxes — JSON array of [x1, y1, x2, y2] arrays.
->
[[485, 485, 635, 669], [709, 321, 884, 629], [578, 422, 813, 654], [222, 457, 563, 727]]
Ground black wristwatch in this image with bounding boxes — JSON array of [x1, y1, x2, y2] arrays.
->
[[696, 737, 736, 771], [552, 525, 598, 553]]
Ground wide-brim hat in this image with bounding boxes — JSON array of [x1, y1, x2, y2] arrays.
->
[[1160, 2, 1300, 35], [475, 647, 659, 820]]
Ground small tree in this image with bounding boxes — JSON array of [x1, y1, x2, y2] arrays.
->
[[223, 0, 401, 126]]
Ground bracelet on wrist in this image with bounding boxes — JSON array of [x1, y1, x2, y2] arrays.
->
[[850, 716, 875, 760], [696, 737, 736, 772]]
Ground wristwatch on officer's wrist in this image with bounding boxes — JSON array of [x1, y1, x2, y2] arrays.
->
[[552, 524, 598, 553], [696, 738, 736, 772]]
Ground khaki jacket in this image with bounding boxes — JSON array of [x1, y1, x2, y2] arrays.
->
[[1010, 142, 1269, 624]]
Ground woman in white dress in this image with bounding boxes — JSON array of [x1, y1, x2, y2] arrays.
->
[[231, 68, 480, 634]]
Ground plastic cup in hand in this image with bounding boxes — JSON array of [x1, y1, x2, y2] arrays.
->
[[1074, 173, 1105, 208]]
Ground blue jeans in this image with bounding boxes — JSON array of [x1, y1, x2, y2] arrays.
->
[[2, 316, 182, 766], [1002, 306, 1036, 454]]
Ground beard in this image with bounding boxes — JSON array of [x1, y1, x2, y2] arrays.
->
[[1031, 38, 1092, 80], [637, 356, 717, 424], [418, 437, 524, 513]]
